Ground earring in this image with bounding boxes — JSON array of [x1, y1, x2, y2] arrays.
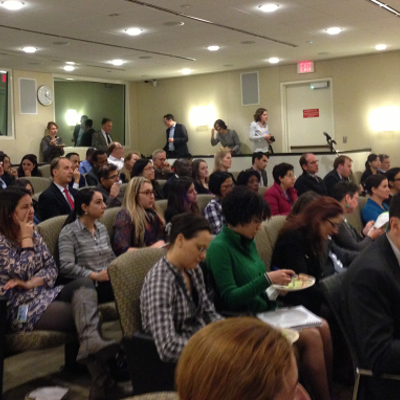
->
[[346, 204, 349, 208]]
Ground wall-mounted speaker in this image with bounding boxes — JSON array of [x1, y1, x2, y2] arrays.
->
[[241, 72, 259, 106], [19, 78, 37, 114]]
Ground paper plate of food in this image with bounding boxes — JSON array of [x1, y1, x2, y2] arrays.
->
[[272, 273, 315, 291]]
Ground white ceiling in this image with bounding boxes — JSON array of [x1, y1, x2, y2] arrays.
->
[[0, 0, 399, 81]]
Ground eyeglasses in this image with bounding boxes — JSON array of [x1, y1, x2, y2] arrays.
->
[[308, 160, 319, 165], [139, 190, 156, 197], [221, 184, 233, 190], [144, 166, 155, 172], [105, 174, 119, 180], [326, 218, 343, 229], [393, 178, 400, 182]]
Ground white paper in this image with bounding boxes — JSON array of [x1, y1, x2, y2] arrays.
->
[[28, 386, 68, 400], [368, 211, 389, 235]]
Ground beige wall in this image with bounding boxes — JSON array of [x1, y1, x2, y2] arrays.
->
[[133, 51, 400, 163], [0, 69, 55, 163]]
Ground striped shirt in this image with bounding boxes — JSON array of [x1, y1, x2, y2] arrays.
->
[[59, 219, 115, 277]]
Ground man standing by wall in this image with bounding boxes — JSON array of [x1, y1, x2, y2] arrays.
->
[[92, 118, 113, 151], [163, 114, 189, 158]]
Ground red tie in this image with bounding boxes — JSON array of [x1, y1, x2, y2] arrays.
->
[[64, 189, 75, 210]]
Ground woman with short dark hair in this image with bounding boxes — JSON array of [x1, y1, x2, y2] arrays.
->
[[210, 119, 241, 154], [362, 174, 390, 224], [264, 162, 298, 216], [131, 158, 164, 199], [236, 169, 260, 193], [17, 154, 42, 177]]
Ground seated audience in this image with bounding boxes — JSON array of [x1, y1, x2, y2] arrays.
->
[[176, 317, 311, 400], [207, 187, 333, 400], [162, 158, 192, 198], [247, 151, 268, 187], [385, 167, 400, 206], [210, 119, 241, 154], [323, 155, 352, 197], [192, 159, 210, 194], [264, 163, 298, 216], [152, 149, 172, 180], [59, 188, 115, 303], [0, 187, 119, 398], [361, 153, 382, 188], [78, 147, 96, 175], [86, 150, 108, 186], [131, 158, 164, 199], [289, 191, 320, 218], [40, 121, 64, 162], [79, 118, 95, 147], [378, 153, 390, 173], [96, 164, 124, 208], [107, 142, 124, 170], [271, 196, 344, 314], [294, 153, 327, 196], [10, 179, 41, 224], [17, 154, 42, 177], [0, 159, 6, 191], [38, 157, 77, 221], [342, 192, 400, 400], [332, 181, 384, 251], [140, 213, 222, 362], [113, 177, 165, 256], [362, 174, 390, 224], [236, 169, 260, 192], [203, 171, 233, 234], [119, 151, 141, 183], [0, 153, 17, 186], [66, 152, 86, 189], [165, 177, 199, 223]]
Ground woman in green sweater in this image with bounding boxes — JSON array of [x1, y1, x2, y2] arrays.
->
[[206, 186, 333, 400]]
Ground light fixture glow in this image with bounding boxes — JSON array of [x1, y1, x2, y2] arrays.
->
[[1, 1, 24, 10], [111, 59, 124, 66], [125, 28, 143, 36], [259, 4, 279, 12], [369, 106, 400, 131], [325, 27, 342, 35], [66, 109, 78, 126], [0, 70, 7, 73], [181, 68, 191, 74], [63, 65, 75, 71], [268, 57, 280, 64], [22, 46, 37, 53], [65, 61, 75, 65], [189, 104, 217, 127], [375, 44, 387, 50], [207, 45, 220, 51], [66, 78, 74, 80]]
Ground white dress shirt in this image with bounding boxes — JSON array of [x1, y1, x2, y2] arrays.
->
[[249, 121, 269, 152], [108, 155, 124, 170]]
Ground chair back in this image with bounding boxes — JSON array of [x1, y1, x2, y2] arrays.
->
[[36, 215, 68, 266], [254, 215, 286, 270], [346, 196, 368, 233], [258, 185, 268, 197], [157, 180, 167, 189], [126, 393, 178, 400], [38, 164, 51, 178], [108, 248, 166, 338], [99, 206, 122, 241], [23, 176, 52, 193], [155, 199, 168, 216], [197, 194, 214, 214], [349, 170, 363, 186]]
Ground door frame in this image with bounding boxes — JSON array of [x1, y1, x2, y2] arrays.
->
[[280, 77, 334, 153]]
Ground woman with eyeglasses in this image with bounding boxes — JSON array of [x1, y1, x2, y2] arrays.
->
[[384, 167, 400, 207], [210, 119, 241, 155], [207, 187, 333, 400], [140, 213, 222, 363], [164, 177, 199, 224], [331, 181, 385, 251], [264, 163, 298, 216], [131, 158, 164, 199], [112, 177, 166, 256]]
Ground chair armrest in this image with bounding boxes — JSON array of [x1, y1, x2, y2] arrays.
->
[[358, 368, 400, 381]]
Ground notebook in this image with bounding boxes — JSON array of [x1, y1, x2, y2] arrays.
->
[[257, 305, 322, 330]]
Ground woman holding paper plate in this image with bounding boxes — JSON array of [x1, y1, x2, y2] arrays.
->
[[207, 187, 333, 400]]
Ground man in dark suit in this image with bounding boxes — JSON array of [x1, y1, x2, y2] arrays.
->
[[247, 152, 268, 187], [341, 192, 400, 400], [323, 155, 352, 197], [38, 157, 77, 221], [163, 114, 189, 158], [92, 118, 113, 151], [162, 159, 192, 198], [294, 153, 327, 196], [72, 114, 88, 146], [86, 150, 108, 187], [79, 119, 95, 147]]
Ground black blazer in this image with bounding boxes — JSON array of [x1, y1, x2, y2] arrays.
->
[[162, 175, 177, 199], [163, 123, 189, 157], [86, 168, 100, 187], [341, 235, 400, 399], [79, 128, 95, 147], [294, 171, 327, 197], [323, 169, 349, 197], [38, 182, 77, 221]]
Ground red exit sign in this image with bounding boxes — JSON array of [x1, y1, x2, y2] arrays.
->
[[298, 61, 314, 74]]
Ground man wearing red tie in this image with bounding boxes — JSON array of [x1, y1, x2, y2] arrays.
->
[[38, 157, 78, 221], [92, 118, 113, 151]]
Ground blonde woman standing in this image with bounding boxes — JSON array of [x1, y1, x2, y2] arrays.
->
[[112, 177, 166, 256]]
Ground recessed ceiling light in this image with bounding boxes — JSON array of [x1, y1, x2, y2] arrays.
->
[[259, 4, 279, 12], [207, 45, 220, 51], [268, 57, 280, 64], [66, 78, 74, 80], [65, 61, 75, 65], [63, 65, 75, 71], [325, 27, 342, 35], [110, 59, 124, 66], [375, 44, 387, 50], [125, 28, 143, 36], [163, 21, 184, 26], [1, 1, 24, 10], [181, 68, 191, 75], [22, 46, 37, 53]]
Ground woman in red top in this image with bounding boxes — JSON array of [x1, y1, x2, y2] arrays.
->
[[264, 163, 298, 216]]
